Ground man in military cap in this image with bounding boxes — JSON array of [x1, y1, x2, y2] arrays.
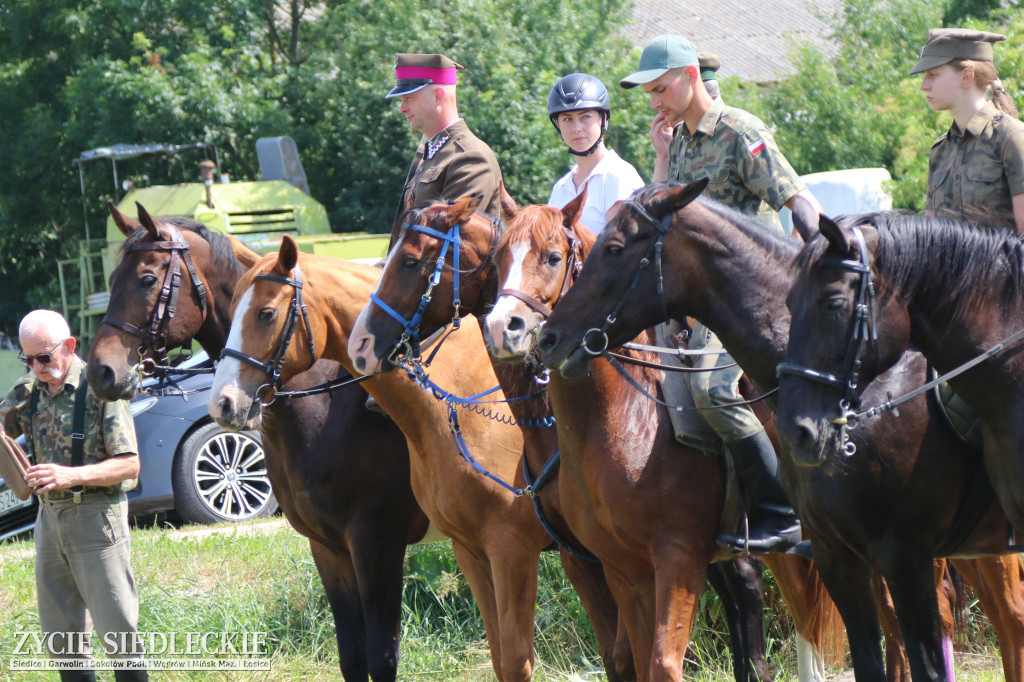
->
[[698, 51, 722, 100], [0, 310, 147, 681], [387, 53, 504, 226], [621, 34, 825, 555], [911, 28, 1024, 232]]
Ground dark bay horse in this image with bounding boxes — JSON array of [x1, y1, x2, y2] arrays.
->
[[536, 182, 1024, 682], [346, 195, 845, 681], [88, 205, 429, 682], [208, 237, 553, 681]]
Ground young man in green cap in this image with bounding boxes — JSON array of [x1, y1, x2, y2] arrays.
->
[[387, 53, 503, 226], [621, 34, 824, 555]]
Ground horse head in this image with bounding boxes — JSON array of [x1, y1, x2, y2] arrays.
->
[[483, 188, 591, 360], [209, 235, 327, 431], [539, 179, 708, 378], [776, 215, 910, 466], [348, 194, 501, 375], [87, 202, 219, 401]]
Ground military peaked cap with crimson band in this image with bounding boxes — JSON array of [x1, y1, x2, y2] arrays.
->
[[909, 28, 1006, 75], [386, 53, 464, 98]]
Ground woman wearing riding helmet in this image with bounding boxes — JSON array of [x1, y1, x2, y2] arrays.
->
[[911, 28, 1024, 233], [547, 73, 645, 233]]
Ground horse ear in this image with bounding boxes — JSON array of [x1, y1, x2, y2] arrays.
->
[[135, 202, 163, 240], [228, 234, 261, 269], [274, 234, 300, 275], [561, 186, 587, 229], [819, 215, 856, 255], [666, 178, 709, 212], [499, 180, 519, 221], [108, 201, 141, 237], [447, 194, 483, 224]]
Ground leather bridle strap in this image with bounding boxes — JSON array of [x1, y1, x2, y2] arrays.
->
[[220, 265, 317, 397]]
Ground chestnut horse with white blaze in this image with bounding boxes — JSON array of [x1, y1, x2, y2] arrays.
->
[[209, 236, 551, 682]]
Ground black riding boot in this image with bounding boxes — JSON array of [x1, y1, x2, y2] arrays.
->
[[58, 670, 96, 682], [114, 668, 149, 681], [718, 430, 801, 554]]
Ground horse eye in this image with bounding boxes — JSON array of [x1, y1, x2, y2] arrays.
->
[[606, 243, 623, 256], [546, 252, 563, 267], [827, 297, 848, 312], [140, 275, 158, 288], [401, 256, 419, 269], [257, 308, 276, 322]]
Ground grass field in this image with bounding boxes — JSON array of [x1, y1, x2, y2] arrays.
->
[[0, 518, 1004, 681]]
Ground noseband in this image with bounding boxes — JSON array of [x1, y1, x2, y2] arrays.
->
[[776, 226, 877, 443], [102, 226, 209, 368], [369, 220, 464, 364], [578, 200, 673, 356], [498, 226, 584, 319], [220, 265, 317, 402]]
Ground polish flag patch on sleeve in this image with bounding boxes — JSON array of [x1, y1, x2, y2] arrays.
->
[[746, 138, 765, 155]]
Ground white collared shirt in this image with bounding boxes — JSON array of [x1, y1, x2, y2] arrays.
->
[[547, 149, 646, 234]]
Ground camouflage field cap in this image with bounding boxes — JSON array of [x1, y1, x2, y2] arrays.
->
[[387, 53, 463, 98], [909, 28, 1006, 75], [698, 52, 721, 81]]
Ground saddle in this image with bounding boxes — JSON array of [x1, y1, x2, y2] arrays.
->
[[0, 432, 33, 501], [932, 370, 983, 448]]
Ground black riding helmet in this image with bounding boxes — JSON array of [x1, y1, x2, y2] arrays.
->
[[547, 73, 611, 157]]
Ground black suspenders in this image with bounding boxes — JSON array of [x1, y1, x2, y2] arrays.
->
[[29, 366, 91, 502]]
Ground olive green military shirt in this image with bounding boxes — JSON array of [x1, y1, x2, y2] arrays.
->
[[668, 97, 804, 231], [927, 102, 1024, 226], [0, 355, 138, 498], [397, 119, 503, 219]]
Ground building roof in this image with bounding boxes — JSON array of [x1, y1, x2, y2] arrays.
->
[[624, 0, 843, 83]]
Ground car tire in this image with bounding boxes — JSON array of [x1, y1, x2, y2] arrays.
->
[[172, 422, 277, 524]]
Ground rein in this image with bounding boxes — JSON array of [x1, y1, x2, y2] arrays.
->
[[776, 225, 1024, 457], [220, 265, 317, 404], [102, 226, 209, 370]]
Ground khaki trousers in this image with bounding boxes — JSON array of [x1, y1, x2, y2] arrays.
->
[[34, 492, 144, 661]]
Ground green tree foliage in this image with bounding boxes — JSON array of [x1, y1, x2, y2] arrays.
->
[[728, 0, 1024, 211], [0, 0, 651, 335]]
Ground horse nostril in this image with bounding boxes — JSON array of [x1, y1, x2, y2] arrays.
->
[[218, 396, 234, 417], [538, 330, 558, 352], [354, 356, 367, 372], [507, 316, 525, 333]]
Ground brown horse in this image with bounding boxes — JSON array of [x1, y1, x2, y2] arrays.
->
[[87, 205, 429, 682], [347, 194, 846, 681], [536, 181, 1024, 682], [208, 236, 553, 682]]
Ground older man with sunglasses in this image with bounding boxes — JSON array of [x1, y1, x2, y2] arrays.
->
[[0, 310, 147, 682]]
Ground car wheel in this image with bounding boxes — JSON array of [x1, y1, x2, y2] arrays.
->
[[172, 422, 277, 524]]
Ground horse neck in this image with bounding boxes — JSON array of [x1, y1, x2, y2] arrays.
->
[[194, 252, 249, 358], [670, 208, 797, 390]]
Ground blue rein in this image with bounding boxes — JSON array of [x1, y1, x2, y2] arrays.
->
[[369, 221, 462, 362]]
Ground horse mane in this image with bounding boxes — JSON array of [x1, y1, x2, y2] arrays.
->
[[798, 212, 1024, 324], [497, 204, 597, 257], [120, 216, 246, 275]]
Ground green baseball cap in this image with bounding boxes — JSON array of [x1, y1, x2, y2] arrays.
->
[[620, 34, 700, 89]]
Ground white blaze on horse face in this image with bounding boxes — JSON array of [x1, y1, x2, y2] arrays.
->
[[485, 240, 531, 343], [209, 284, 255, 420]]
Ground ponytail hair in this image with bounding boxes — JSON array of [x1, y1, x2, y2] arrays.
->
[[951, 59, 1018, 117]]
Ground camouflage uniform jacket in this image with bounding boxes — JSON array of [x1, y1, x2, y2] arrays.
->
[[0, 355, 137, 499], [667, 97, 804, 231], [396, 119, 503, 219], [927, 102, 1024, 226]]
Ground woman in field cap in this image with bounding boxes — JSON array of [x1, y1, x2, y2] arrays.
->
[[911, 28, 1024, 232]]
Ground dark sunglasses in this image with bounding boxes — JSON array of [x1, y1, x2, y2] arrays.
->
[[18, 340, 66, 368]]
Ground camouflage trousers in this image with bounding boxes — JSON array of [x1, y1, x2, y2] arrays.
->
[[683, 322, 765, 443], [34, 491, 144, 661]]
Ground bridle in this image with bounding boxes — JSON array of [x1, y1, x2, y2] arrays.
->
[[370, 220, 464, 365], [497, 226, 584, 319], [577, 200, 673, 356], [220, 264, 317, 403], [101, 226, 209, 369], [775, 226, 877, 442]]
